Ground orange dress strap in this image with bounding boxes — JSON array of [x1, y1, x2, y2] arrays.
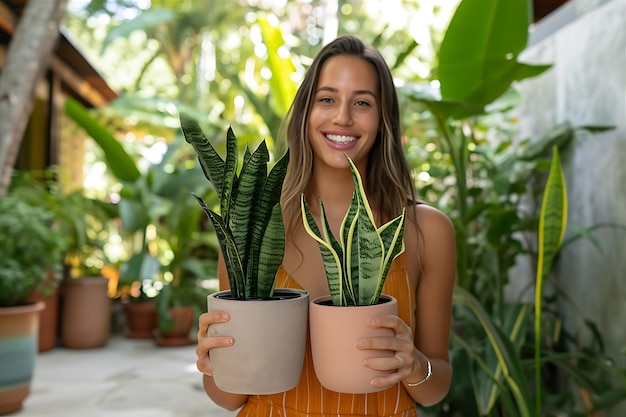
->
[[237, 253, 418, 417]]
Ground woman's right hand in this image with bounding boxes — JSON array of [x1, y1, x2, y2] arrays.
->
[[195, 311, 234, 376]]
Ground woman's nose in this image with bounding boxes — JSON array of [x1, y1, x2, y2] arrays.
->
[[332, 102, 353, 125]]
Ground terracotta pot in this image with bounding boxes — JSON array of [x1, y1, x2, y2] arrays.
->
[[207, 289, 309, 394], [61, 277, 111, 349], [0, 301, 44, 415], [27, 286, 59, 352], [26, 270, 61, 352], [155, 306, 195, 347], [123, 301, 157, 339], [309, 294, 398, 394]]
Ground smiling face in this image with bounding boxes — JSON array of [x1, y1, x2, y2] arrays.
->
[[307, 55, 381, 173]]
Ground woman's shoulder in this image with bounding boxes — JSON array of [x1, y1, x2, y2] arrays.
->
[[407, 202, 454, 247], [407, 201, 454, 233], [402, 202, 455, 284]]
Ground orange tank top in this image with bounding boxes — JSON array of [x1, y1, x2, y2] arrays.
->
[[236, 253, 418, 417]]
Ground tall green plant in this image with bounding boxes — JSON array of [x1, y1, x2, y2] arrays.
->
[[442, 148, 626, 417], [301, 155, 406, 306], [448, 148, 564, 417], [65, 98, 218, 333], [410, 0, 551, 294], [533, 146, 567, 416], [181, 114, 289, 300]]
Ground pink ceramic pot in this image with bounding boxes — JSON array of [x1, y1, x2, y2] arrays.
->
[[309, 294, 398, 394]]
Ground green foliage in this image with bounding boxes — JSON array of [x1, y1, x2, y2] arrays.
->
[[533, 147, 567, 415], [181, 114, 289, 300], [8, 170, 116, 279], [437, 0, 550, 106], [63, 1, 626, 414], [65, 99, 218, 334], [301, 155, 406, 306], [405, 0, 626, 415], [0, 194, 67, 306], [65, 98, 141, 182]]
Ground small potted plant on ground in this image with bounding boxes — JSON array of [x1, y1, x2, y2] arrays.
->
[[8, 170, 67, 352], [181, 114, 309, 395], [57, 191, 115, 350], [0, 194, 66, 415], [301, 155, 406, 394]]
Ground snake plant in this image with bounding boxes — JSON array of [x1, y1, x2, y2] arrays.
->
[[301, 155, 406, 306], [180, 114, 289, 300]]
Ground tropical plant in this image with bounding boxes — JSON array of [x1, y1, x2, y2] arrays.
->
[[65, 98, 219, 335], [181, 113, 289, 300], [0, 194, 67, 307], [453, 146, 567, 417], [392, 0, 626, 415], [7, 169, 117, 280], [443, 147, 626, 417], [301, 155, 406, 307]]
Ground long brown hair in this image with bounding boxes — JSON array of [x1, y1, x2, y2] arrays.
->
[[280, 35, 416, 237]]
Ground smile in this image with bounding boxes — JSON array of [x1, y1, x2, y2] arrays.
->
[[326, 134, 358, 144]]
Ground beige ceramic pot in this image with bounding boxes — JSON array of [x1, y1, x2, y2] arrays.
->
[[207, 288, 309, 395], [309, 294, 398, 394]]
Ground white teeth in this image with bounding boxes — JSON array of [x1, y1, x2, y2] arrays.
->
[[326, 134, 357, 144]]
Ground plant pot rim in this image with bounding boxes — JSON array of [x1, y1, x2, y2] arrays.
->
[[0, 300, 45, 314], [311, 294, 396, 307], [210, 288, 309, 301], [63, 276, 107, 285]]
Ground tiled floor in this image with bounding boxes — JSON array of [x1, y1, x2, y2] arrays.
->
[[14, 336, 238, 417]]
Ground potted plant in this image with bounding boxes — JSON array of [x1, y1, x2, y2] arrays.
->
[[181, 113, 309, 395], [64, 98, 217, 345], [0, 194, 66, 415], [7, 170, 116, 351], [114, 139, 218, 345], [48, 186, 116, 350], [8, 170, 68, 352], [301, 155, 406, 394]]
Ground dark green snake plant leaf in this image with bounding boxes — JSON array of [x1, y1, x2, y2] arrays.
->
[[181, 114, 289, 300], [301, 155, 406, 306]]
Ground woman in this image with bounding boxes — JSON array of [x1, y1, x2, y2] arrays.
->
[[196, 35, 456, 416]]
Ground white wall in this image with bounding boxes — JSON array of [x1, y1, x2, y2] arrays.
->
[[517, 0, 626, 415]]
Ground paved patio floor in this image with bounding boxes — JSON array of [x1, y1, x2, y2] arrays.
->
[[13, 336, 238, 417]]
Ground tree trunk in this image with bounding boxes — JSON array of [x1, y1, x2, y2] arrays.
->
[[0, 0, 68, 195]]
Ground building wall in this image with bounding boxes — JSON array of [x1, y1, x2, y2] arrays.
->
[[518, 0, 626, 415]]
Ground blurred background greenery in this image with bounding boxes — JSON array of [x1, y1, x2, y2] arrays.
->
[[3, 0, 625, 415]]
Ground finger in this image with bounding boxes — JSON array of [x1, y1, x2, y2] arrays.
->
[[197, 311, 230, 338], [195, 334, 235, 376], [196, 334, 234, 356], [369, 372, 403, 390], [363, 354, 404, 372], [368, 315, 412, 338], [196, 353, 214, 376], [356, 335, 399, 351]]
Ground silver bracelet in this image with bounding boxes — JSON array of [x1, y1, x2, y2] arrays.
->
[[406, 357, 432, 387]]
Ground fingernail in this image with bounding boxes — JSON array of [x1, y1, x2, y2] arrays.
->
[[355, 340, 364, 348]]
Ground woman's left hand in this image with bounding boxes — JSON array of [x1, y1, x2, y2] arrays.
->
[[356, 314, 419, 389]]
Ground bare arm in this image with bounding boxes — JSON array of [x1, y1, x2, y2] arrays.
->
[[403, 204, 455, 406], [195, 254, 248, 411]]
